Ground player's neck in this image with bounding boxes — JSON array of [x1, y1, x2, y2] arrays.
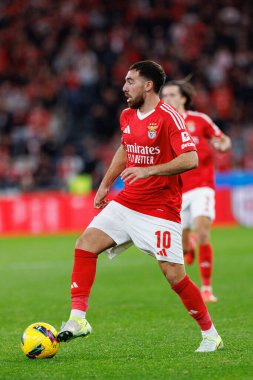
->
[[138, 95, 160, 114], [178, 106, 186, 116]]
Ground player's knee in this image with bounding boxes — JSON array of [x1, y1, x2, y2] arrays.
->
[[75, 230, 93, 250], [75, 237, 88, 251], [166, 273, 181, 286], [196, 229, 210, 245], [75, 235, 84, 248], [160, 262, 185, 285], [183, 243, 190, 254]]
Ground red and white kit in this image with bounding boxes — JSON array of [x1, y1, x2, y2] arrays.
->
[[181, 110, 222, 227], [89, 101, 196, 263]]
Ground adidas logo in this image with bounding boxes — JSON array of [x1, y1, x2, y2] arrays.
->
[[189, 309, 198, 315], [123, 125, 131, 134], [200, 261, 211, 268], [71, 282, 78, 289]]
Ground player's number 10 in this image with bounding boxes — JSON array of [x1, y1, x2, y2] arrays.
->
[[155, 231, 171, 249]]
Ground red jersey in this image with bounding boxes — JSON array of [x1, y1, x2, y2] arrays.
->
[[114, 100, 196, 222], [181, 110, 222, 193]]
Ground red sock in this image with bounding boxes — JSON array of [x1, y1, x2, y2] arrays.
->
[[71, 248, 98, 312], [172, 275, 212, 331], [199, 244, 213, 287]]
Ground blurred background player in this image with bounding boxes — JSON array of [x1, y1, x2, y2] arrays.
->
[[57, 61, 223, 352], [161, 79, 231, 303]]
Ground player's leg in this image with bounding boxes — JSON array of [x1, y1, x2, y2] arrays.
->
[[71, 227, 116, 314], [182, 228, 196, 265], [181, 192, 196, 265], [194, 215, 217, 302], [58, 201, 131, 342], [127, 212, 222, 352], [58, 227, 116, 342], [159, 261, 222, 352], [190, 187, 217, 302]]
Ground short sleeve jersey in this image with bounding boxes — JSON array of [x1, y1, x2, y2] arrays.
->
[[114, 100, 196, 223], [181, 110, 222, 193]]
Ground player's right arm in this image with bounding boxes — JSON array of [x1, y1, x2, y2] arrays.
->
[[94, 145, 126, 208], [120, 150, 198, 184]]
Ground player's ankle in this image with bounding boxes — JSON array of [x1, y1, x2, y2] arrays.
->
[[70, 309, 86, 319], [201, 285, 212, 292], [202, 323, 218, 339]]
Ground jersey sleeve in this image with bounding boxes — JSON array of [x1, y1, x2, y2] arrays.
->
[[120, 109, 127, 145], [168, 115, 196, 156]]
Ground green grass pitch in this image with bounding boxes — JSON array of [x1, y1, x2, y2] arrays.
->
[[0, 226, 252, 380]]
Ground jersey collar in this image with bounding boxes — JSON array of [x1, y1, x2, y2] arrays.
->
[[137, 108, 155, 120]]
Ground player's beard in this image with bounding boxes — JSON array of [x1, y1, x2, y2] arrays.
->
[[128, 93, 145, 109]]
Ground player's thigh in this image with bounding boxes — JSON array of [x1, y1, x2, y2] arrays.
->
[[76, 227, 116, 254], [193, 215, 212, 243], [88, 201, 130, 244], [182, 228, 191, 251], [127, 211, 184, 264], [82, 201, 131, 254]]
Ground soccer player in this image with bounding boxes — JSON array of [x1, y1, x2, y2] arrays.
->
[[57, 61, 223, 352], [161, 79, 231, 302]]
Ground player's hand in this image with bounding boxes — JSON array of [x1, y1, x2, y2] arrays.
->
[[120, 167, 149, 184], [212, 137, 226, 152], [94, 186, 110, 209], [212, 138, 222, 150]]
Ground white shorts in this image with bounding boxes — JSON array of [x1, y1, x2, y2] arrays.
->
[[181, 187, 215, 229], [88, 201, 184, 264]]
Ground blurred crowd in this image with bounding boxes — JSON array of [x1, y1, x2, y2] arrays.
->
[[0, 0, 253, 193]]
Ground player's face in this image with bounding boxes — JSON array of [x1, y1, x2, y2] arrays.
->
[[122, 70, 148, 109], [161, 85, 184, 111]]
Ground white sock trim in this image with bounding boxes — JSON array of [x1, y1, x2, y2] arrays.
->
[[201, 286, 212, 292], [202, 323, 218, 338], [70, 309, 86, 319]]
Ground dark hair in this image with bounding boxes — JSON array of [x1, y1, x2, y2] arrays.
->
[[129, 60, 166, 93], [163, 76, 195, 108]]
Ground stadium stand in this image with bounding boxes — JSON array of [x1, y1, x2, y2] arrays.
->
[[0, 0, 252, 192]]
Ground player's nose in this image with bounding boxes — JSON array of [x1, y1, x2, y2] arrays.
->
[[122, 82, 128, 92]]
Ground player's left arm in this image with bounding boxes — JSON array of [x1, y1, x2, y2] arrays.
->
[[121, 150, 198, 185], [203, 114, 232, 152], [210, 132, 232, 152]]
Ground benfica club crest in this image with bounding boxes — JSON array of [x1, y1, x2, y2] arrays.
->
[[147, 123, 158, 139], [187, 121, 195, 132]]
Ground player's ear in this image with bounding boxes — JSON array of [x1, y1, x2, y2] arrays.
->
[[182, 95, 187, 106], [145, 80, 153, 92]]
